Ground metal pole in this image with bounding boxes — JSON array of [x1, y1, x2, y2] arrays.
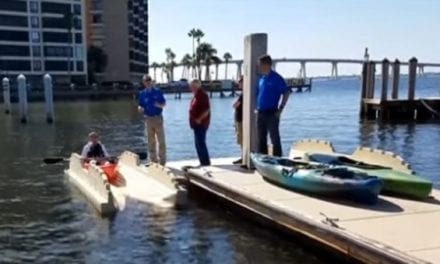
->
[[44, 74, 54, 123], [17, 74, 28, 123], [242, 33, 267, 168], [359, 62, 367, 117], [2, 77, 11, 114]]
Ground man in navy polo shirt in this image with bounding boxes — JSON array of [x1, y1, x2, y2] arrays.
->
[[256, 55, 290, 157], [138, 74, 167, 165]]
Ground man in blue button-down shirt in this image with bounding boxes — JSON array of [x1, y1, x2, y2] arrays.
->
[[138, 74, 167, 165], [256, 55, 290, 156]]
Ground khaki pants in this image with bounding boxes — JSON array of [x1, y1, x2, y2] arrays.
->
[[235, 121, 243, 146], [145, 115, 166, 165]]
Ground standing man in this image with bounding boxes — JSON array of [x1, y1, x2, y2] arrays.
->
[[232, 76, 243, 164], [256, 55, 290, 157], [138, 74, 167, 165], [189, 79, 211, 166]]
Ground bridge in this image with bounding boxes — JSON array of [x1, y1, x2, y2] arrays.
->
[[160, 57, 440, 80]]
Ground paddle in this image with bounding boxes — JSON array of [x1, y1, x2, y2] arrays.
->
[[43, 152, 148, 164]]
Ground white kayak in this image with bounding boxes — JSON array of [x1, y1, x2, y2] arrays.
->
[[65, 151, 187, 216]]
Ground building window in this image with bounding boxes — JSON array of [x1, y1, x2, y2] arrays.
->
[[92, 14, 102, 24], [31, 31, 40, 43], [30, 1, 39, 13], [92, 0, 102, 10], [0, 45, 30, 56], [0, 14, 28, 27], [32, 46, 41, 57], [75, 46, 84, 59], [75, 33, 82, 44], [76, 61, 84, 71], [41, 2, 70, 14], [73, 4, 81, 15], [73, 17, 82, 30], [43, 32, 70, 43], [30, 16, 39, 28], [33, 60, 42, 71], [44, 46, 73, 57]]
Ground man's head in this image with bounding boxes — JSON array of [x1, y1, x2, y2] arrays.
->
[[142, 74, 153, 88], [237, 75, 243, 90], [88, 131, 99, 144], [190, 79, 201, 94], [258, 55, 272, 75]]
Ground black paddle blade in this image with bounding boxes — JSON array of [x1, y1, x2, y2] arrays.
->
[[137, 152, 147, 160], [43, 157, 65, 164]]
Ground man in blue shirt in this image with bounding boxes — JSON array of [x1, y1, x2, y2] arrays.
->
[[138, 74, 167, 165], [256, 55, 290, 156]]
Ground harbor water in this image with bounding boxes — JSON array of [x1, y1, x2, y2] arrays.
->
[[0, 76, 439, 263]]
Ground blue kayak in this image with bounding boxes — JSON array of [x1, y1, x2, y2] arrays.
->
[[251, 153, 383, 204]]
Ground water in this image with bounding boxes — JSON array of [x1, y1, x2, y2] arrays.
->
[[0, 76, 439, 263]]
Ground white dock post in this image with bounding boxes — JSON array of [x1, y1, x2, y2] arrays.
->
[[242, 33, 267, 168], [381, 58, 390, 102], [367, 62, 376, 98], [2, 77, 11, 114], [408, 57, 417, 101], [17, 74, 28, 123], [43, 74, 54, 123], [391, 59, 400, 99]]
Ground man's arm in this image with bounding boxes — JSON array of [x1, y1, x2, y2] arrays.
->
[[277, 76, 290, 115], [196, 110, 210, 123], [81, 144, 89, 159], [101, 144, 110, 158], [195, 93, 210, 123], [154, 90, 166, 108]]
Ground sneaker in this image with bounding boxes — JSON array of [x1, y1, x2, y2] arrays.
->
[[233, 158, 242, 165]]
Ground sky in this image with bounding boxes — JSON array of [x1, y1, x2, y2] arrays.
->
[[149, 0, 439, 79]]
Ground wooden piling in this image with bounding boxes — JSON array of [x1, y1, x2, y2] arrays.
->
[[391, 59, 400, 99], [359, 62, 368, 117], [408, 57, 417, 100], [2, 77, 11, 114], [381, 59, 390, 102], [242, 33, 267, 168], [367, 62, 376, 99]]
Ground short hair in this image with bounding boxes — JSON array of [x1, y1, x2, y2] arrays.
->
[[259, 55, 272, 66], [190, 79, 201, 87], [88, 131, 99, 138], [142, 74, 152, 82]]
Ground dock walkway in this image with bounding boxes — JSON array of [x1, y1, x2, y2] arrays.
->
[[168, 158, 440, 264]]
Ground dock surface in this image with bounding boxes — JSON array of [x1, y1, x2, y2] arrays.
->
[[168, 158, 440, 264]]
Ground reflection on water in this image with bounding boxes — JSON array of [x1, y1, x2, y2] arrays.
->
[[0, 77, 439, 263]]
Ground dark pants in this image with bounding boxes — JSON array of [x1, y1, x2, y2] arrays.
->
[[257, 112, 282, 157], [193, 126, 211, 166]]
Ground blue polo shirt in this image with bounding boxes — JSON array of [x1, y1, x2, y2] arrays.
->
[[257, 70, 288, 111], [138, 87, 166, 116]]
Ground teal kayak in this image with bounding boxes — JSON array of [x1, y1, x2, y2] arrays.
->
[[251, 153, 383, 204], [307, 154, 433, 199]]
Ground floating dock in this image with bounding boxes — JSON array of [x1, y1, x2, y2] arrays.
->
[[167, 158, 440, 264]]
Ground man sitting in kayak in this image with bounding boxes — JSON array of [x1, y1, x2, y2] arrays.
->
[[81, 132, 110, 164]]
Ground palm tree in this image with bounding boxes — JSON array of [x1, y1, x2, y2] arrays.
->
[[197, 42, 217, 81], [223, 52, 232, 80], [164, 48, 176, 82], [160, 62, 167, 83], [181, 54, 192, 79], [188, 28, 204, 78], [150, 62, 160, 80], [211, 56, 222, 80]]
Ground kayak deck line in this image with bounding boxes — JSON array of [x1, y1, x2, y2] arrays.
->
[[290, 138, 414, 175], [65, 151, 187, 216], [167, 157, 440, 264]]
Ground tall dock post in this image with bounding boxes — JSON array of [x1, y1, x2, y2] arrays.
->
[[366, 61, 376, 98], [43, 74, 54, 123], [359, 62, 368, 117], [408, 57, 417, 100], [381, 58, 390, 102], [242, 33, 267, 168], [2, 77, 11, 114], [17, 74, 28, 123], [391, 59, 400, 99]]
